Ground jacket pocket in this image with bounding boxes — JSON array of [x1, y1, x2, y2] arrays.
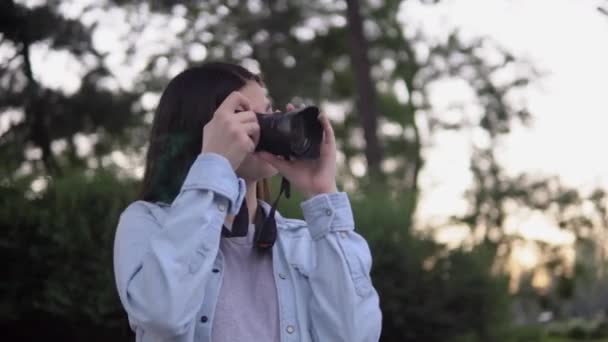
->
[[283, 233, 314, 277]]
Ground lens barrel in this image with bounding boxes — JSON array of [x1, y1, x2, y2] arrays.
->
[[255, 106, 323, 159]]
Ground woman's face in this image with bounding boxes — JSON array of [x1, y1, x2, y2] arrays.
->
[[234, 80, 278, 182]]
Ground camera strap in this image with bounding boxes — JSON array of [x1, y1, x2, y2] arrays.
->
[[254, 177, 289, 250], [221, 177, 290, 251]]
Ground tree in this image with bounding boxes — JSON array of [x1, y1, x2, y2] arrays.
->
[[345, 0, 384, 180], [0, 0, 142, 181], [0, 2, 143, 339], [600, 1, 608, 16], [120, 1, 537, 215]]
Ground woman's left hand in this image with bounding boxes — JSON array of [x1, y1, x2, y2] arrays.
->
[[257, 104, 338, 200]]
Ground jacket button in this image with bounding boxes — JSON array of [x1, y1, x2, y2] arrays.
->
[[212, 268, 220, 273], [340, 231, 348, 239], [217, 202, 227, 212], [200, 315, 208, 323], [324, 208, 332, 216], [286, 325, 295, 334], [279, 273, 287, 279]]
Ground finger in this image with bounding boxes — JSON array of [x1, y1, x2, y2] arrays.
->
[[242, 121, 260, 141], [319, 114, 335, 145], [244, 139, 256, 153], [218, 91, 251, 116], [236, 110, 258, 123], [286, 103, 296, 112], [240, 132, 258, 153]]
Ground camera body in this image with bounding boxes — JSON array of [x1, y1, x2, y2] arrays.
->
[[254, 106, 323, 160]]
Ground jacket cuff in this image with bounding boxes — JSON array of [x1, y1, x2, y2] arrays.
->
[[181, 153, 246, 215], [301, 192, 355, 240]]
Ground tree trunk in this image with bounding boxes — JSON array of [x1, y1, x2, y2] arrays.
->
[[344, 0, 383, 181], [20, 12, 59, 175]]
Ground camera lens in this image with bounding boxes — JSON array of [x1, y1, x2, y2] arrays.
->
[[255, 105, 321, 159], [292, 137, 310, 155], [290, 117, 311, 155]]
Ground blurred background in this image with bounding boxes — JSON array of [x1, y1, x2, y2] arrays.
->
[[1, 0, 608, 341]]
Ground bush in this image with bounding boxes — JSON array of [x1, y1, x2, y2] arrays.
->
[[1, 170, 137, 341], [3, 176, 514, 341], [545, 318, 608, 340], [508, 325, 547, 341], [592, 320, 608, 339]]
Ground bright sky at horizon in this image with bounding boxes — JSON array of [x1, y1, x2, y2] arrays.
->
[[404, 0, 608, 252]]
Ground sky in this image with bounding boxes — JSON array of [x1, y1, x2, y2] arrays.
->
[[401, 0, 608, 251], [7, 0, 608, 265]]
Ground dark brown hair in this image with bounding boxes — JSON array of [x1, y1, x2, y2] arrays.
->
[[139, 62, 270, 203]]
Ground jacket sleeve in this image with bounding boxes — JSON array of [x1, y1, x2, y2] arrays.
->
[[113, 153, 246, 338], [300, 192, 382, 342]]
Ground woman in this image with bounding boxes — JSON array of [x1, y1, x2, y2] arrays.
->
[[113, 62, 382, 342]]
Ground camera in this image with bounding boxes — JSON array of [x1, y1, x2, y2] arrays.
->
[[254, 106, 323, 160]]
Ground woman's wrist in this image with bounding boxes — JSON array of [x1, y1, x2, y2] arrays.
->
[[303, 184, 338, 200]]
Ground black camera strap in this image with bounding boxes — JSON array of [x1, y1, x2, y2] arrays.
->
[[221, 200, 249, 238], [221, 177, 290, 251], [254, 177, 289, 250]]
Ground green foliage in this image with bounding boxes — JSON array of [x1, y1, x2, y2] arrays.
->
[[507, 325, 547, 342], [1, 174, 514, 341], [503, 318, 608, 342], [0, 0, 143, 177], [459, 321, 608, 342], [1, 170, 137, 340], [546, 318, 608, 340], [359, 190, 512, 342]]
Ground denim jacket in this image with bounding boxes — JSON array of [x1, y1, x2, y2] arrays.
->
[[113, 153, 382, 342]]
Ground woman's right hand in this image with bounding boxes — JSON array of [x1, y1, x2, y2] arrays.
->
[[202, 91, 260, 170]]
